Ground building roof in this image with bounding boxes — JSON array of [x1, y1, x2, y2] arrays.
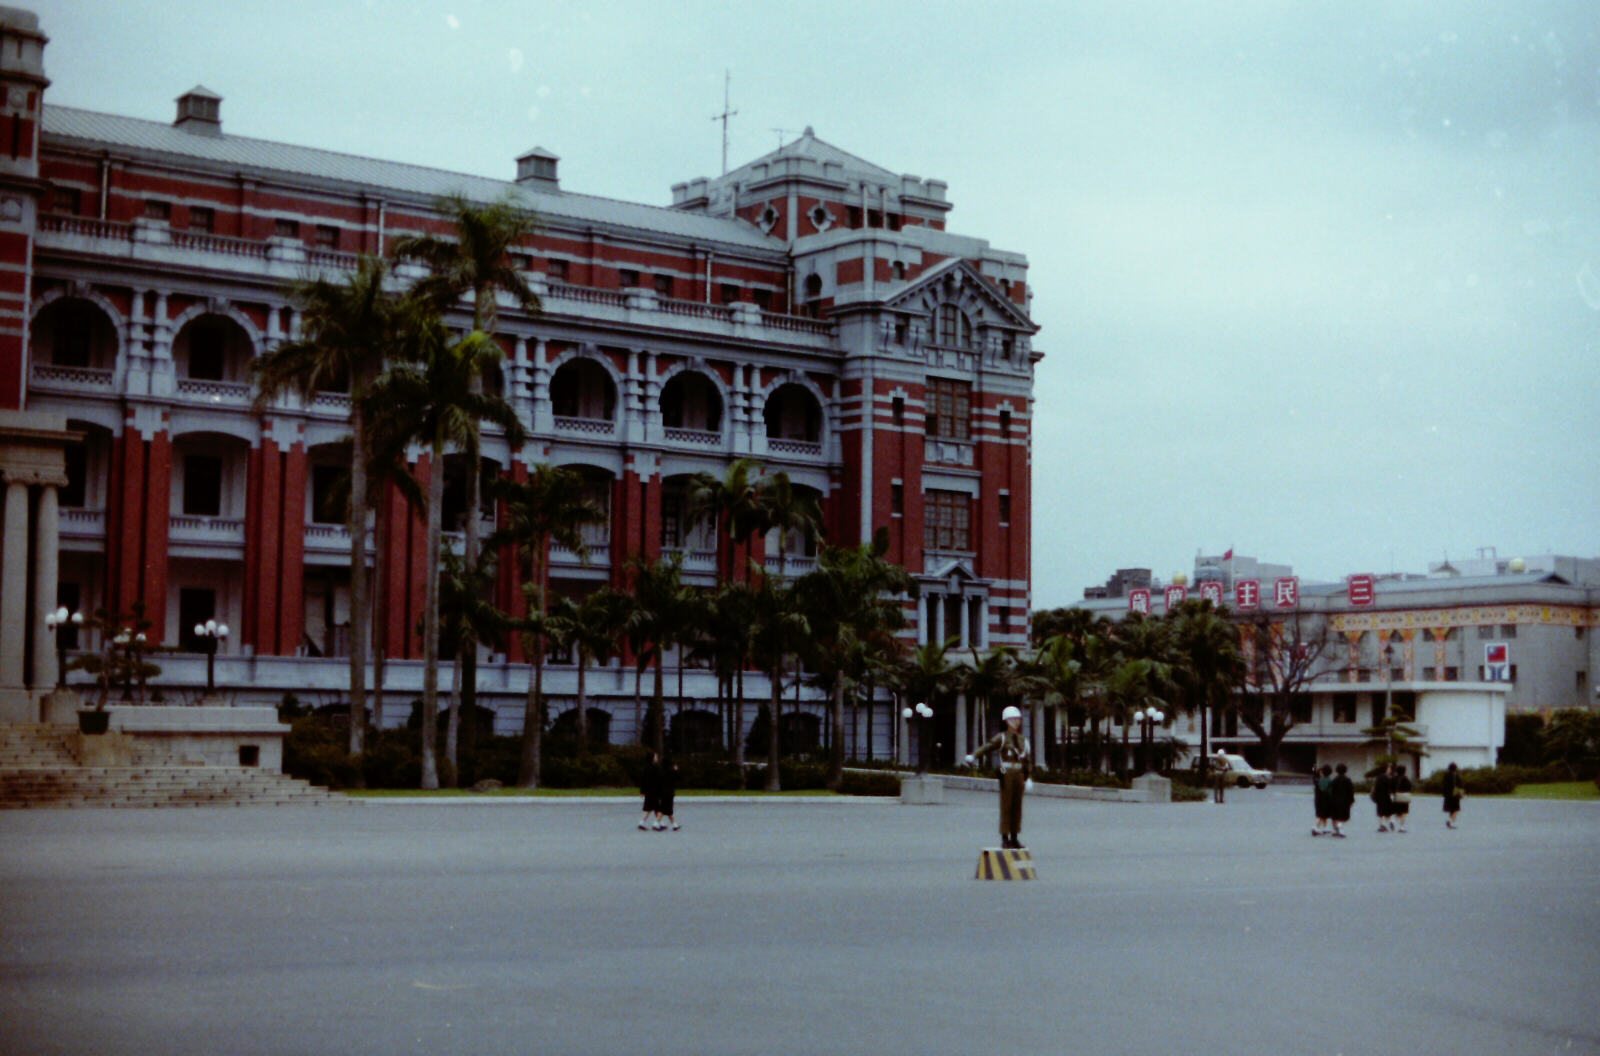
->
[[723, 126, 899, 186], [42, 105, 782, 252]]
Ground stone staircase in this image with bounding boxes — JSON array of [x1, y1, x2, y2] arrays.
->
[[0, 724, 354, 809]]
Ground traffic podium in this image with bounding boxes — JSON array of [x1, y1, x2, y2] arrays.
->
[[974, 847, 1037, 881]]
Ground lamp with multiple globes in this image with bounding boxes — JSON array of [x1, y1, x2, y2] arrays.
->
[[42, 606, 83, 689], [901, 701, 934, 774], [1133, 706, 1165, 774], [195, 618, 229, 693]]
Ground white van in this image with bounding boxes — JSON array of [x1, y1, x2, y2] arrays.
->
[[1192, 752, 1273, 789]]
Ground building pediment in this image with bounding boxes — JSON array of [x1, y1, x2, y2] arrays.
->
[[885, 258, 1036, 333]]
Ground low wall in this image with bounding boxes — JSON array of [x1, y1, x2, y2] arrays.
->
[[916, 773, 1172, 804], [39, 697, 289, 770]]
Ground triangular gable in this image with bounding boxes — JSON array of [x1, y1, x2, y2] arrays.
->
[[725, 126, 898, 186], [884, 257, 1036, 332], [924, 557, 978, 583]]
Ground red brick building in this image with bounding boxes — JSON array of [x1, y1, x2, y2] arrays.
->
[[0, 8, 1040, 747]]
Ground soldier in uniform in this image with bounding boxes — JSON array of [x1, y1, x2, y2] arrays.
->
[[966, 705, 1035, 849]]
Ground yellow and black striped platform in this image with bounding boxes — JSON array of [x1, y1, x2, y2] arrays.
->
[[975, 847, 1037, 881]]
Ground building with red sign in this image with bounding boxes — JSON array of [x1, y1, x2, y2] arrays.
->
[[0, 7, 1039, 745], [1071, 552, 1599, 776]]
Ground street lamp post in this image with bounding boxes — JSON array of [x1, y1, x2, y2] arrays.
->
[[1133, 707, 1165, 774], [195, 619, 229, 694], [1382, 640, 1396, 759], [43, 606, 83, 689], [902, 701, 934, 774]]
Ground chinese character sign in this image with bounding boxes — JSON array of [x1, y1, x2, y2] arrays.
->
[[1128, 588, 1151, 615], [1199, 581, 1223, 605], [1485, 642, 1510, 681], [1274, 577, 1299, 608], [1235, 579, 1260, 610], [1347, 574, 1374, 607], [1164, 585, 1187, 611]]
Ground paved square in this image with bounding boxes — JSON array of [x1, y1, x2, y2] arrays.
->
[[2, 788, 1597, 1055]]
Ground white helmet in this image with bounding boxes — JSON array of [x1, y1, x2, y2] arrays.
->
[[1002, 706, 1023, 722]]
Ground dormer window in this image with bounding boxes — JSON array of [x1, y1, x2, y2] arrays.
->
[[174, 86, 223, 136]]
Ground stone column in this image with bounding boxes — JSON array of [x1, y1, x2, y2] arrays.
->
[[958, 592, 970, 648], [30, 482, 59, 688], [0, 479, 28, 692]]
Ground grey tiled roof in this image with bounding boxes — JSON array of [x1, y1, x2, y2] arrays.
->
[[43, 105, 782, 252]]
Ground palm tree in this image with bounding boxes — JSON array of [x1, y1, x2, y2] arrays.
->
[[755, 470, 823, 580], [437, 544, 505, 783], [549, 587, 630, 759], [252, 254, 404, 757], [1171, 599, 1243, 763], [795, 530, 913, 789], [893, 638, 962, 772], [394, 192, 541, 727], [751, 575, 808, 791], [1024, 634, 1082, 769], [628, 556, 693, 755], [486, 464, 603, 788], [704, 580, 760, 766], [368, 322, 524, 789], [686, 458, 764, 585]]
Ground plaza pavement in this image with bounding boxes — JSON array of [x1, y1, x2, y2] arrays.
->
[[1, 787, 1597, 1056]]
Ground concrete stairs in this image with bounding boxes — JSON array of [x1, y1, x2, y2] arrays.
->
[[0, 724, 353, 809]]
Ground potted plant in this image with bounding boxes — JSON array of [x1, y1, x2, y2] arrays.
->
[[68, 604, 162, 734]]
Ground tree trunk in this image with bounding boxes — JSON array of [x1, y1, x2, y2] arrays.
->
[[370, 491, 388, 733], [733, 666, 746, 768], [765, 666, 781, 792], [460, 450, 481, 731], [445, 641, 461, 786], [575, 647, 590, 760], [827, 678, 845, 791], [650, 650, 665, 754], [517, 540, 549, 788], [419, 446, 444, 790], [346, 402, 369, 759]]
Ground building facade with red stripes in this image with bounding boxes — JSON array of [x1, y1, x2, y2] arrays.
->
[[0, 8, 1040, 753]]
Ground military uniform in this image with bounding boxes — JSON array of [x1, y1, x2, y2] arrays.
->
[[971, 727, 1033, 848]]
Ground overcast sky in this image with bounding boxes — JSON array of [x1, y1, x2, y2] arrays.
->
[[33, 0, 1600, 609]]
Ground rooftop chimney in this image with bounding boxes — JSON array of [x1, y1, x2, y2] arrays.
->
[[515, 147, 559, 191], [175, 85, 221, 136]]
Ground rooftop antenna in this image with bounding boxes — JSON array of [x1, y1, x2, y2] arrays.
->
[[711, 69, 738, 176], [771, 126, 797, 150]]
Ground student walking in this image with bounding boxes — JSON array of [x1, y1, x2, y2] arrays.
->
[[1372, 763, 1396, 832], [1312, 764, 1334, 836], [1441, 761, 1465, 829], [1391, 764, 1413, 833], [1328, 763, 1355, 837], [639, 751, 674, 831]]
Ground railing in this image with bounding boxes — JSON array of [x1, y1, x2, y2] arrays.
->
[[658, 298, 734, 324], [309, 391, 351, 413], [176, 378, 252, 403], [767, 437, 822, 457], [169, 227, 272, 261], [662, 546, 718, 573], [546, 282, 629, 309], [303, 523, 351, 552], [38, 214, 134, 242], [550, 541, 609, 566], [761, 311, 834, 335], [305, 246, 361, 270], [169, 515, 246, 544], [664, 427, 722, 446], [764, 554, 817, 575], [30, 363, 116, 391], [554, 415, 615, 435], [59, 508, 106, 537]]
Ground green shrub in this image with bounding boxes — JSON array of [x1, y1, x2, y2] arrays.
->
[[1420, 765, 1521, 795], [1171, 782, 1207, 802], [541, 753, 627, 789], [839, 771, 902, 797], [744, 760, 829, 790]]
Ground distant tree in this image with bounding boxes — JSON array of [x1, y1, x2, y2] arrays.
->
[[1540, 708, 1600, 779], [1234, 606, 1339, 770]]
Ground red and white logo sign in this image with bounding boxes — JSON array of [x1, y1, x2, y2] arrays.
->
[[1347, 574, 1375, 607], [1485, 642, 1510, 681], [1128, 588, 1151, 615], [1164, 585, 1188, 611], [1235, 579, 1260, 610], [1199, 581, 1223, 605], [1274, 577, 1300, 608]]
